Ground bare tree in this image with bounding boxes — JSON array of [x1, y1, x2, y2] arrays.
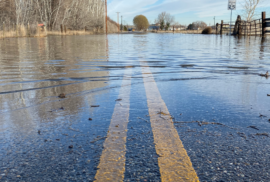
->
[[242, 0, 263, 21], [0, 0, 15, 31], [0, 0, 106, 32], [155, 12, 174, 30], [164, 13, 174, 30], [58, 0, 104, 31], [14, 0, 35, 25], [155, 12, 166, 24], [172, 21, 180, 26], [191, 21, 207, 30]]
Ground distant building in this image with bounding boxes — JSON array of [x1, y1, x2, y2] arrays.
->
[[148, 24, 187, 31], [168, 25, 187, 31], [148, 24, 160, 31]]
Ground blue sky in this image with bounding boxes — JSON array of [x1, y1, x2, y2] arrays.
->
[[107, 0, 270, 26]]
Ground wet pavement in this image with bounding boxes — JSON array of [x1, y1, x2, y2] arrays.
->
[[0, 34, 270, 181]]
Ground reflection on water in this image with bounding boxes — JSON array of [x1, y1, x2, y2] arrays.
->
[[0, 36, 109, 102], [0, 34, 270, 134], [0, 35, 110, 135]]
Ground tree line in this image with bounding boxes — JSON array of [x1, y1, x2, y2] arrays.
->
[[187, 21, 207, 30], [132, 0, 265, 31], [133, 12, 176, 31], [0, 0, 105, 31], [155, 12, 174, 30]]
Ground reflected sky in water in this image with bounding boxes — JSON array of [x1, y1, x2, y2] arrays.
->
[[0, 33, 270, 137]]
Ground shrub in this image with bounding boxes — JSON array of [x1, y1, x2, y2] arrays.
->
[[133, 15, 149, 30], [202, 27, 212, 34]]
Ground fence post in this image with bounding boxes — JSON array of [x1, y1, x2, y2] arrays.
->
[[220, 20, 223, 34], [60, 24, 63, 33], [262, 12, 266, 37]]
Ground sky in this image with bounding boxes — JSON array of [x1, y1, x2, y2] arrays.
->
[[107, 0, 270, 26]]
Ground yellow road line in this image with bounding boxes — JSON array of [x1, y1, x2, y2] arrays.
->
[[94, 69, 131, 182], [141, 62, 200, 182]]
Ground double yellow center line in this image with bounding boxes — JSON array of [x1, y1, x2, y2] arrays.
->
[[94, 68, 132, 181], [141, 63, 199, 182], [95, 64, 199, 182]]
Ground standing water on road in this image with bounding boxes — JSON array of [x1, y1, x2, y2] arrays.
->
[[0, 34, 270, 181]]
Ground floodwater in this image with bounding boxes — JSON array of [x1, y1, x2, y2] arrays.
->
[[0, 34, 270, 181]]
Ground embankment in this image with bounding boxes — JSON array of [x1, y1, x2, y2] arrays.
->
[[0, 17, 119, 39]]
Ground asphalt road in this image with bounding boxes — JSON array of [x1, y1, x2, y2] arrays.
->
[[1, 34, 270, 182]]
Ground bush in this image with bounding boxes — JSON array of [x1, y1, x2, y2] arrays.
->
[[202, 27, 212, 34], [133, 15, 149, 30]]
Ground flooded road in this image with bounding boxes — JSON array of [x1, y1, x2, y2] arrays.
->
[[0, 34, 270, 181]]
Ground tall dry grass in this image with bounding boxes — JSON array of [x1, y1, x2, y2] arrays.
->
[[0, 24, 97, 39], [0, 24, 46, 38], [47, 30, 94, 36]]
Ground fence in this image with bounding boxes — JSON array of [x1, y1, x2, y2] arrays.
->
[[216, 12, 269, 36], [215, 21, 235, 35], [265, 16, 270, 35], [238, 18, 262, 36]]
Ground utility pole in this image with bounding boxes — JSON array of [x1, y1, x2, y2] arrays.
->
[[116, 12, 120, 33], [105, 0, 107, 34], [214, 16, 215, 26], [121, 16, 123, 32]]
